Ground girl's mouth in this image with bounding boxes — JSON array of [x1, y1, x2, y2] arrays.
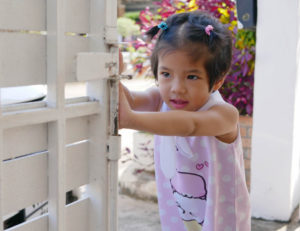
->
[[170, 99, 189, 109]]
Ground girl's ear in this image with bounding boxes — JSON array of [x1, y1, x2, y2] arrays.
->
[[212, 77, 225, 92]]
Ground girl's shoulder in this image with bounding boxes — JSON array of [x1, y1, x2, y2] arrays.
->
[[146, 86, 162, 111], [208, 101, 239, 114], [202, 91, 239, 123], [209, 103, 239, 144], [201, 92, 239, 143]]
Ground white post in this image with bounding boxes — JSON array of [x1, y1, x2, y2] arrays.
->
[[47, 0, 67, 230], [251, 0, 300, 221], [296, 0, 300, 221], [0, 110, 3, 231], [86, 0, 118, 230], [104, 0, 119, 230]]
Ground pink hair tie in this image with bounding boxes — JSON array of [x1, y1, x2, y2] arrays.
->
[[205, 25, 214, 36]]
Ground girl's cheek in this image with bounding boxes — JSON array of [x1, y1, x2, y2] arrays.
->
[[158, 85, 167, 98]]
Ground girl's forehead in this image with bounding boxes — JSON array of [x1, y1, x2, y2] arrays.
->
[[158, 50, 206, 68]]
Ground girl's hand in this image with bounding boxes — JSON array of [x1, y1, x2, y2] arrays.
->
[[118, 50, 131, 129], [119, 49, 124, 74], [119, 83, 134, 129]]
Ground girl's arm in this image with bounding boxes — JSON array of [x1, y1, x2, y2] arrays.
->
[[120, 83, 161, 112], [118, 50, 161, 112], [120, 87, 239, 138]]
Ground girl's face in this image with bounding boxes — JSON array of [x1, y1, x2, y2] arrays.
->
[[157, 50, 223, 111]]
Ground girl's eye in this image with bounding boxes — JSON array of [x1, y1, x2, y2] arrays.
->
[[161, 72, 170, 78], [187, 75, 199, 80]]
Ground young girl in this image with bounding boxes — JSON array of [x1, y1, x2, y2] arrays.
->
[[119, 11, 251, 231]]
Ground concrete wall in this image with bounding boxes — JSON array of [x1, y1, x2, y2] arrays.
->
[[251, 0, 300, 221]]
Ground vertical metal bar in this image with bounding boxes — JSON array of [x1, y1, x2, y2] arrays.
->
[[47, 0, 66, 108], [105, 0, 117, 28], [0, 107, 4, 231], [48, 120, 66, 231], [87, 0, 110, 230], [107, 134, 121, 231], [47, 0, 66, 230], [87, 0, 119, 230], [105, 0, 119, 230], [298, 0, 300, 222], [0, 13, 4, 230], [108, 53, 119, 137], [107, 50, 120, 231]]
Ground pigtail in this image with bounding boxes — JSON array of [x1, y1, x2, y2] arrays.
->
[[205, 25, 218, 49], [146, 22, 169, 40], [208, 30, 216, 48], [146, 25, 160, 40]]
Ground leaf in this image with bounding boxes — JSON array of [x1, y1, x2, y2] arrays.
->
[[242, 64, 249, 77], [246, 104, 253, 115]]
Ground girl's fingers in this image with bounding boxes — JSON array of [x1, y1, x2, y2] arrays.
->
[[119, 49, 124, 74], [119, 84, 129, 129]]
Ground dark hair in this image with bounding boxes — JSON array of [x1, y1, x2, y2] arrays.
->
[[146, 11, 232, 91]]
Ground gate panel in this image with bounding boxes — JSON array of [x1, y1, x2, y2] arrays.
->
[[3, 124, 47, 160], [2, 152, 48, 215], [0, 0, 46, 31], [65, 142, 89, 192], [65, 0, 90, 33], [0, 33, 46, 87], [0, 0, 119, 230], [66, 117, 89, 144], [65, 198, 89, 231], [65, 36, 89, 83], [6, 215, 48, 231]]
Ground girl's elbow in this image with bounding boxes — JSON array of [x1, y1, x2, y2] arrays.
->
[[186, 120, 199, 136]]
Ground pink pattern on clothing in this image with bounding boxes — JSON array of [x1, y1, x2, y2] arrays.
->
[[154, 91, 251, 231], [171, 171, 207, 199]]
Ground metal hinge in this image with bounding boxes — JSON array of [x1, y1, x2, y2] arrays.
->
[[107, 135, 121, 161]]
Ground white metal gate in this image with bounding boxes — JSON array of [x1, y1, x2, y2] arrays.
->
[[0, 0, 120, 230]]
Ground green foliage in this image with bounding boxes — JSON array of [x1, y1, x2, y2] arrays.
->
[[124, 11, 141, 22], [117, 17, 141, 38]]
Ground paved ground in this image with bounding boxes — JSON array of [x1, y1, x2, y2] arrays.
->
[[118, 194, 161, 231], [118, 194, 300, 231]]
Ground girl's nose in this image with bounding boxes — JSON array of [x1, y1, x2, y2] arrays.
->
[[171, 78, 187, 94]]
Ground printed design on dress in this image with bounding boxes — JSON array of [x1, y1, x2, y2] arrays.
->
[[170, 170, 207, 230], [196, 161, 209, 170]]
